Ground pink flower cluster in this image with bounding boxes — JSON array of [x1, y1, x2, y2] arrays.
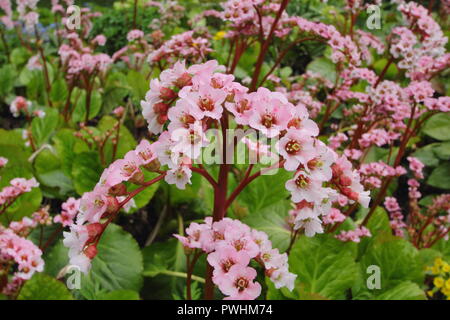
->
[[54, 197, 80, 227], [0, 0, 13, 29], [174, 217, 296, 300], [9, 206, 51, 237], [58, 32, 112, 78], [16, 0, 39, 32], [0, 227, 44, 294], [391, 2, 449, 80], [0, 177, 39, 211], [63, 139, 159, 273], [335, 226, 371, 243], [384, 196, 406, 237], [127, 29, 145, 42], [139, 60, 370, 234], [147, 31, 212, 64], [0, 157, 8, 168], [359, 161, 406, 189]]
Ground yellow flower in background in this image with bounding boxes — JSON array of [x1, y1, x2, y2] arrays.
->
[[427, 290, 434, 297], [214, 31, 227, 40], [442, 263, 450, 273], [435, 257, 444, 267], [445, 279, 450, 290], [442, 287, 450, 297], [431, 265, 441, 275], [434, 277, 445, 288]]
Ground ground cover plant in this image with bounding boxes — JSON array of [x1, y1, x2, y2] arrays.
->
[[0, 0, 449, 301]]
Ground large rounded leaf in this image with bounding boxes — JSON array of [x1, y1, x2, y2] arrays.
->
[[18, 273, 73, 300], [79, 224, 143, 299]]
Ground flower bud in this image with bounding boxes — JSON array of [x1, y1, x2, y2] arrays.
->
[[144, 158, 161, 172], [84, 244, 98, 259], [106, 196, 120, 214], [108, 183, 127, 196], [129, 171, 145, 185], [339, 175, 352, 187], [175, 73, 192, 88], [159, 87, 177, 100], [87, 223, 104, 238], [153, 102, 169, 114]]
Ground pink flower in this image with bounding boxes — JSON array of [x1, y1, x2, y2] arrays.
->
[[10, 96, 31, 117], [180, 84, 227, 120], [0, 157, 8, 168], [127, 29, 144, 42], [285, 171, 326, 204], [248, 88, 292, 138], [208, 246, 251, 284], [277, 128, 315, 171], [135, 139, 158, 166], [218, 265, 261, 300], [165, 164, 192, 189]]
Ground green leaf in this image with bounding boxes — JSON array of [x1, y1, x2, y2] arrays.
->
[[412, 143, 441, 167], [375, 281, 425, 300], [243, 200, 291, 252], [0, 155, 42, 224], [96, 290, 140, 300], [44, 241, 69, 278], [18, 273, 73, 300], [34, 148, 74, 196], [289, 234, 358, 300], [10, 47, 30, 66], [427, 163, 450, 189], [238, 169, 291, 213], [71, 89, 102, 122], [142, 238, 192, 299], [434, 141, 450, 160], [71, 151, 103, 195], [52, 129, 88, 177], [127, 69, 148, 100], [142, 238, 187, 277], [356, 206, 392, 259], [80, 224, 143, 300], [50, 78, 68, 104], [31, 107, 60, 146], [422, 113, 450, 141], [307, 58, 336, 83], [0, 64, 16, 97], [359, 234, 424, 296]]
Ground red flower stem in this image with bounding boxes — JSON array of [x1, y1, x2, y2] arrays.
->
[[361, 104, 418, 227], [249, 0, 290, 92], [34, 28, 53, 107], [374, 57, 394, 88], [41, 225, 64, 252]]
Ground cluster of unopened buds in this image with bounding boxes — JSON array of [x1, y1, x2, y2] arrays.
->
[[63, 139, 157, 273], [54, 197, 80, 227], [9, 96, 44, 119], [58, 31, 112, 79], [335, 226, 371, 243], [175, 217, 296, 299], [147, 30, 213, 64], [0, 227, 44, 295], [0, 177, 40, 214]]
